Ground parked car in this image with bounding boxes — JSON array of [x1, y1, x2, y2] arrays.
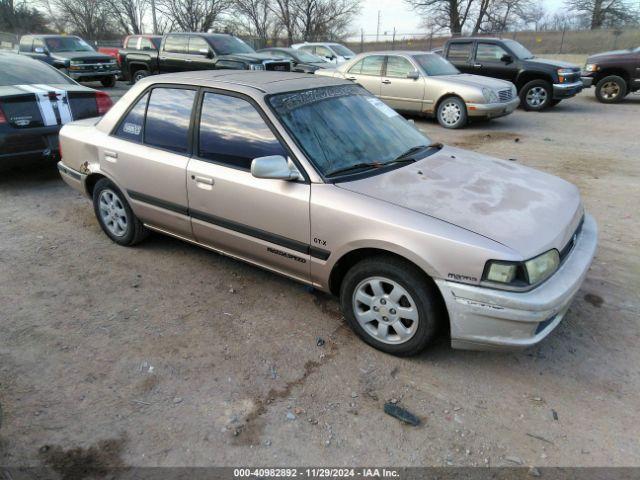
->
[[258, 47, 329, 73], [98, 35, 162, 72], [18, 35, 120, 87], [443, 37, 583, 111], [0, 52, 112, 162], [122, 32, 291, 84], [57, 71, 597, 355], [581, 46, 640, 103], [291, 42, 355, 64], [316, 51, 519, 129]]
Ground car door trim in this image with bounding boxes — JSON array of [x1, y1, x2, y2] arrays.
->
[[126, 189, 331, 260]]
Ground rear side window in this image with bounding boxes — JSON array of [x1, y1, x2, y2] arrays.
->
[[164, 35, 188, 54], [198, 92, 286, 170], [144, 88, 196, 153], [447, 42, 473, 61], [114, 92, 149, 143]]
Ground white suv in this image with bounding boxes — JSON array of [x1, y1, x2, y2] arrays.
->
[[291, 42, 355, 64]]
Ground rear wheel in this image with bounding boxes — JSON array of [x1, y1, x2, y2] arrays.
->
[[101, 76, 117, 88], [520, 79, 552, 111], [132, 69, 150, 83], [340, 256, 441, 356], [595, 75, 627, 103], [92, 178, 148, 246], [436, 96, 467, 129]]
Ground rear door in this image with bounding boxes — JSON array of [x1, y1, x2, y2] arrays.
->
[[158, 35, 189, 73], [474, 42, 518, 82], [380, 55, 424, 112], [101, 86, 196, 238], [344, 55, 385, 96], [445, 41, 474, 73], [186, 90, 311, 282]]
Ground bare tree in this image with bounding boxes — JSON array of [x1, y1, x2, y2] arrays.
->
[[41, 0, 117, 39], [405, 0, 480, 35], [565, 0, 632, 29], [156, 0, 230, 31], [1, 0, 49, 34], [293, 0, 360, 41], [269, 0, 297, 43], [232, 0, 272, 43], [107, 0, 147, 34]]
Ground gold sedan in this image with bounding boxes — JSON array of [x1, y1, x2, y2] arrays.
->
[[316, 51, 519, 129]]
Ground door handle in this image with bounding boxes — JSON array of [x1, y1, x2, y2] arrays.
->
[[382, 79, 391, 84], [192, 175, 214, 185], [346, 76, 356, 81], [104, 150, 118, 162], [474, 63, 482, 68]]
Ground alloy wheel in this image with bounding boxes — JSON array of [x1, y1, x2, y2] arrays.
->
[[352, 276, 419, 345], [99, 189, 128, 237], [600, 81, 621, 100], [526, 86, 548, 107]]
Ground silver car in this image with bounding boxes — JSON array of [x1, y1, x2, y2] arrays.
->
[[316, 51, 520, 128], [57, 71, 597, 356]]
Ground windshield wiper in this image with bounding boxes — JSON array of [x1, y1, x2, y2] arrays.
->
[[325, 162, 383, 178], [385, 143, 442, 165]]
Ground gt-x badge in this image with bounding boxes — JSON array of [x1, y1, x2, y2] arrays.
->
[[448, 273, 478, 282]]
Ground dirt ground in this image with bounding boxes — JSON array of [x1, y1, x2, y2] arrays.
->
[[0, 85, 639, 471]]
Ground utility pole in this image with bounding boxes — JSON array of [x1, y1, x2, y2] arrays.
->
[[376, 10, 381, 42], [150, 0, 158, 35]]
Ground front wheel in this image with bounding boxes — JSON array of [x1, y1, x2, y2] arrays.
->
[[132, 69, 150, 84], [520, 79, 552, 111], [101, 76, 117, 88], [595, 75, 627, 103], [92, 178, 148, 246], [436, 96, 467, 129], [340, 256, 441, 356]]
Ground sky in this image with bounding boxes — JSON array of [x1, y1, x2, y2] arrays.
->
[[354, 0, 564, 38]]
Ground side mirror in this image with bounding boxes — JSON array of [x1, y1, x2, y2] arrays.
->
[[207, 49, 214, 59], [501, 54, 513, 64], [251, 155, 302, 181], [406, 70, 420, 80], [34, 47, 46, 54]]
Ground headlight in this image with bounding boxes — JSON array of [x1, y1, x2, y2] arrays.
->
[[482, 87, 498, 103], [249, 64, 265, 71], [557, 68, 573, 82], [483, 249, 560, 288], [70, 60, 83, 65], [584, 63, 598, 72]]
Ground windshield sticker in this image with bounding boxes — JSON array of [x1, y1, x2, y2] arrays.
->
[[123, 122, 142, 135], [366, 97, 398, 118], [271, 84, 366, 112]]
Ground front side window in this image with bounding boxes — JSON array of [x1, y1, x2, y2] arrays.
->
[[330, 44, 355, 57], [208, 36, 254, 55], [140, 38, 156, 51], [385, 56, 415, 78], [114, 93, 149, 142], [269, 85, 431, 177], [164, 35, 188, 54], [198, 92, 286, 170], [189, 36, 211, 55], [447, 42, 472, 61], [476, 43, 509, 62], [144, 88, 196, 154]]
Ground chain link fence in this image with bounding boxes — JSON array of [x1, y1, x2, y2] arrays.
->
[[0, 32, 19, 51]]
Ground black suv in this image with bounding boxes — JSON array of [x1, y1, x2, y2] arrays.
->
[[122, 33, 291, 83], [18, 35, 120, 87], [443, 37, 583, 111]]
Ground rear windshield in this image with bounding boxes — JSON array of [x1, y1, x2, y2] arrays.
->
[[45, 37, 94, 53], [413, 54, 459, 76], [330, 44, 355, 57], [0, 57, 73, 86]]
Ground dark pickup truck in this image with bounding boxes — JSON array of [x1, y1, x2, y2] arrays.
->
[[18, 35, 120, 87], [581, 46, 640, 103], [122, 32, 291, 83], [443, 37, 583, 111]]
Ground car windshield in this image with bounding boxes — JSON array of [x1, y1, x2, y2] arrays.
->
[[295, 50, 326, 62], [269, 85, 432, 178], [503, 39, 534, 59], [45, 37, 94, 52], [413, 54, 459, 76], [0, 57, 73, 86], [209, 36, 255, 55], [330, 44, 355, 57]]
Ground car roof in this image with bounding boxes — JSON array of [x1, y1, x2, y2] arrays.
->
[[355, 50, 434, 56], [448, 37, 502, 42], [144, 70, 349, 94], [165, 32, 232, 38], [22, 34, 82, 39]]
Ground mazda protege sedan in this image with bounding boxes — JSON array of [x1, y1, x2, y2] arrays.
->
[[57, 71, 597, 356]]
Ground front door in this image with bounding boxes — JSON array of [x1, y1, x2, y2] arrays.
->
[[99, 86, 197, 238], [344, 55, 385, 96], [380, 55, 425, 112], [158, 34, 189, 73], [473, 42, 518, 82], [186, 91, 311, 283]]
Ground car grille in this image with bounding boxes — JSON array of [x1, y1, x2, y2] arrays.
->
[[559, 215, 584, 262], [498, 89, 513, 102], [264, 61, 291, 72]]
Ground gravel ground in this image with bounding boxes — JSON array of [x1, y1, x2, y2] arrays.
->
[[0, 84, 638, 471]]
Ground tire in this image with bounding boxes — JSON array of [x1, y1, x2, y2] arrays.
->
[[100, 76, 117, 88], [436, 96, 467, 129], [132, 69, 150, 84], [595, 75, 627, 103], [520, 79, 552, 111], [339, 256, 441, 356], [92, 178, 148, 246]]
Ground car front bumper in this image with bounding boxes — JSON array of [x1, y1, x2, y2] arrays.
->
[[581, 75, 594, 88], [435, 213, 598, 351], [552, 80, 583, 99], [68, 69, 120, 80], [466, 97, 520, 118]]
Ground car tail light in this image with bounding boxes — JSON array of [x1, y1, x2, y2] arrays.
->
[[95, 91, 113, 115], [117, 53, 123, 66]]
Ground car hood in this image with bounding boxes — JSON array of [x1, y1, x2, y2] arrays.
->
[[433, 73, 513, 90], [230, 53, 289, 62], [51, 51, 113, 62], [336, 145, 583, 258], [587, 49, 637, 62], [524, 57, 579, 69]]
